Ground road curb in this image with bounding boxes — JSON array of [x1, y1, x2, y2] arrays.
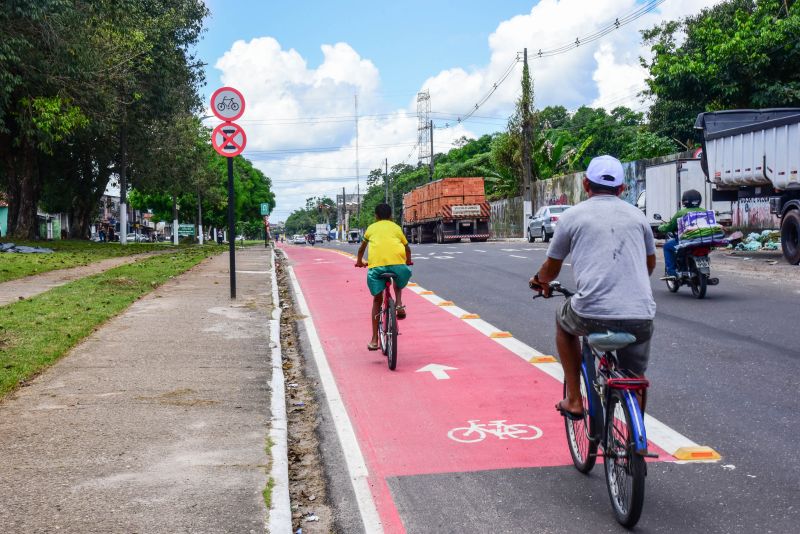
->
[[267, 247, 292, 532]]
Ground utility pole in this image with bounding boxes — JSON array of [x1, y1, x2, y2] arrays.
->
[[521, 48, 534, 228], [385, 158, 389, 203], [355, 94, 361, 222], [342, 186, 347, 238], [429, 120, 435, 181], [197, 188, 204, 245]]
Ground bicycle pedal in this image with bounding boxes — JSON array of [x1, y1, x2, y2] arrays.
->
[[638, 450, 660, 458]]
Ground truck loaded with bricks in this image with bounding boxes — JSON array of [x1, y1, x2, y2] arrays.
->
[[696, 109, 800, 264], [402, 177, 491, 244]]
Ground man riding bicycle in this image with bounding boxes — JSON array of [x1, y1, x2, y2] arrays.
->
[[530, 155, 657, 420], [355, 203, 413, 351]]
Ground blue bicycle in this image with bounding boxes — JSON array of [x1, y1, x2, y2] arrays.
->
[[532, 281, 655, 528]]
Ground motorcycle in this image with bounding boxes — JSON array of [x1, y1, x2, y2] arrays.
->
[[655, 214, 720, 299]]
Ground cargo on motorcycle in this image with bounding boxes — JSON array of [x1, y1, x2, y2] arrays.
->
[[656, 189, 728, 299]]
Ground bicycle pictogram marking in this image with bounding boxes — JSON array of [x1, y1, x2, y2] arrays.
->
[[447, 419, 544, 443], [210, 86, 245, 121]]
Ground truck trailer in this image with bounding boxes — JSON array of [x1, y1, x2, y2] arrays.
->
[[695, 109, 800, 264], [402, 177, 491, 243]]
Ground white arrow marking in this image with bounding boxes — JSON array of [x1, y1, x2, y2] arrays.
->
[[416, 363, 458, 380]]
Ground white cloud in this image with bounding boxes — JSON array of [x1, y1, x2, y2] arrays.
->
[[211, 1, 725, 220]]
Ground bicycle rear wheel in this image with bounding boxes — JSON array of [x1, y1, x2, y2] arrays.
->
[[564, 363, 598, 473], [386, 298, 398, 370], [604, 390, 646, 528]]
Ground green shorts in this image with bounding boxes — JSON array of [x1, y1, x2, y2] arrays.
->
[[367, 265, 412, 296]]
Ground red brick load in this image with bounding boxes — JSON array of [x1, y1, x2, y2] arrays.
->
[[402, 177, 491, 243]]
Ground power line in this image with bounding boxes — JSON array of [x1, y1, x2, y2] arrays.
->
[[435, 0, 667, 130]]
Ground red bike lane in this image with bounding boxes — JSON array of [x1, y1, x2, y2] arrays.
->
[[281, 244, 674, 533]]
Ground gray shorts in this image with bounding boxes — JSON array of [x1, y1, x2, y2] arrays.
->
[[556, 298, 654, 375]]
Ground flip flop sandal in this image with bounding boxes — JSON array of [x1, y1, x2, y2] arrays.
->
[[555, 400, 584, 421], [367, 342, 380, 351], [396, 305, 407, 320]]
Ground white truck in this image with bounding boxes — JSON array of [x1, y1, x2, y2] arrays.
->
[[639, 158, 732, 236], [695, 109, 800, 264], [315, 223, 329, 242]]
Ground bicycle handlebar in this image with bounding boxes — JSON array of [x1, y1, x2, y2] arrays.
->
[[530, 280, 574, 299]]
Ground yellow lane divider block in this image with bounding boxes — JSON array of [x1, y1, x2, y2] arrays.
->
[[530, 355, 557, 363], [438, 301, 455, 306], [673, 446, 721, 461], [408, 282, 418, 287], [419, 290, 434, 295], [490, 332, 513, 339], [460, 313, 480, 319]]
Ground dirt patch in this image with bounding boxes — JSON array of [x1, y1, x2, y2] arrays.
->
[[136, 388, 219, 407], [101, 276, 138, 287], [275, 250, 335, 533]]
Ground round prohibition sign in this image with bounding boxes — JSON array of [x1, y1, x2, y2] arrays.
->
[[212, 122, 247, 158], [210, 86, 245, 122]]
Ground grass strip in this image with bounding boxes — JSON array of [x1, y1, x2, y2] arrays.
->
[[0, 245, 223, 398], [0, 240, 195, 283]]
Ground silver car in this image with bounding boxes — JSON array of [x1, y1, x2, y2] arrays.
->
[[528, 205, 572, 242]]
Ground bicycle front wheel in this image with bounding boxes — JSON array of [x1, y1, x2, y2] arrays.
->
[[604, 390, 646, 528], [564, 364, 597, 473], [386, 298, 397, 370]]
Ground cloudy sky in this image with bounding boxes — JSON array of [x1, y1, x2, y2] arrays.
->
[[198, 0, 722, 222]]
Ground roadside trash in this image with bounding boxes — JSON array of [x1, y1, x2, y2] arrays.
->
[[304, 513, 319, 522], [0, 243, 54, 254], [296, 529, 302, 534], [292, 402, 305, 407], [732, 229, 781, 251]]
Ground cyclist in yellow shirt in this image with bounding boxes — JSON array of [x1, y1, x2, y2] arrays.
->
[[355, 203, 413, 351]]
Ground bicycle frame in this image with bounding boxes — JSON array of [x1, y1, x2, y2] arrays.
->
[[582, 341, 650, 455]]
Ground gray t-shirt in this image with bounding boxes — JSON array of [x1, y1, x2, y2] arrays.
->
[[546, 195, 656, 320]]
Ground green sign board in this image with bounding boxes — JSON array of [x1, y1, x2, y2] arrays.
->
[[177, 223, 195, 237], [260, 203, 271, 216]]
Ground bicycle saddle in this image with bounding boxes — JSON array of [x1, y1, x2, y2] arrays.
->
[[379, 272, 398, 280], [587, 331, 637, 352]]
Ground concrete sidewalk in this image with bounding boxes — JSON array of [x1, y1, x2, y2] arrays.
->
[[0, 248, 274, 533]]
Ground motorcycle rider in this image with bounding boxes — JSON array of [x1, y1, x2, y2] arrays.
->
[[658, 189, 705, 278]]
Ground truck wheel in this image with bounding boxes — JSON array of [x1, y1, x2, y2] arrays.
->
[[782, 210, 800, 265], [436, 225, 444, 244]]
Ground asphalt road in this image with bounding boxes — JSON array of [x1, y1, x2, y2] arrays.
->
[[316, 238, 800, 533]]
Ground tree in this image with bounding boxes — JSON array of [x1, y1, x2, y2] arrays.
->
[[642, 0, 800, 145], [0, 0, 209, 239]]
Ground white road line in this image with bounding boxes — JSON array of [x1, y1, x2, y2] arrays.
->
[[267, 250, 292, 532], [501, 248, 520, 252], [475, 250, 486, 253], [287, 265, 384, 533], [509, 255, 528, 259]]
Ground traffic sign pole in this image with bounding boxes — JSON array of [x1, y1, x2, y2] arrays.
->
[[227, 156, 236, 299], [211, 85, 247, 300]]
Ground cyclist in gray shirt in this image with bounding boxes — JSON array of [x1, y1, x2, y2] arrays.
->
[[530, 155, 657, 420]]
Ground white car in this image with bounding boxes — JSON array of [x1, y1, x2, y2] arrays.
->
[[292, 234, 306, 244]]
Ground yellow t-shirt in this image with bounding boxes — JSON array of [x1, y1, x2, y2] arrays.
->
[[364, 220, 408, 267]]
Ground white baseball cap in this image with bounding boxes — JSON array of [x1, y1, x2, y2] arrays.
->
[[586, 155, 624, 187]]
